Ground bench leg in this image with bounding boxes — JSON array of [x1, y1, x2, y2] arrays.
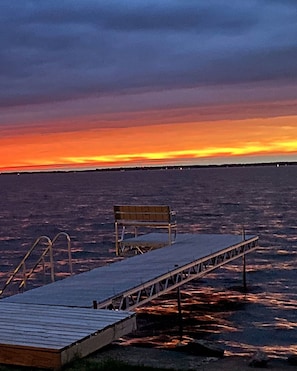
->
[[115, 222, 120, 256], [168, 225, 177, 245]]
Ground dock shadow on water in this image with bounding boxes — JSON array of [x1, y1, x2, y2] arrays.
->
[[121, 283, 248, 349], [1, 166, 297, 357]]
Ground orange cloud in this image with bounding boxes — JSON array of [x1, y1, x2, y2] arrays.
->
[[1, 114, 297, 172]]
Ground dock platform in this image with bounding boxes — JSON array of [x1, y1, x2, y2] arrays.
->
[[0, 302, 135, 369], [0, 233, 258, 368]]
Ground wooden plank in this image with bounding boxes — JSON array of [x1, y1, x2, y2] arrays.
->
[[0, 344, 61, 370]]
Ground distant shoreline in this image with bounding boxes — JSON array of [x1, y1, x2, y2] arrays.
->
[[1, 160, 297, 176]]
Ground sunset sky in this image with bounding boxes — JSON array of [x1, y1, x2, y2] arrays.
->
[[1, 1, 297, 172]]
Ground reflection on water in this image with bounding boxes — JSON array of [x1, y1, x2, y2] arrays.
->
[[0, 165, 297, 356]]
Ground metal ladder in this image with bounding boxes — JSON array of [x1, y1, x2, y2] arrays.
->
[[0, 232, 72, 297]]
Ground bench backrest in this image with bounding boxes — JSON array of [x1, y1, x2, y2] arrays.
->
[[114, 205, 171, 223]]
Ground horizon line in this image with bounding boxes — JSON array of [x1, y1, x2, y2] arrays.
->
[[1, 160, 296, 176]]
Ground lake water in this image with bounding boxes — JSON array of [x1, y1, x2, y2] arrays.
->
[[0, 165, 297, 357]]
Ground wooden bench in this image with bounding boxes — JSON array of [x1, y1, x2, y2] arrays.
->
[[114, 205, 177, 255]]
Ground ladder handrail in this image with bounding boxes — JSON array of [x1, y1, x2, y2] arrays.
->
[[0, 236, 52, 297], [52, 232, 73, 275], [0, 232, 72, 297], [18, 242, 53, 290]]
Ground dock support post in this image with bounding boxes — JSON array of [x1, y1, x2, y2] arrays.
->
[[177, 287, 183, 341], [242, 225, 247, 292], [243, 254, 247, 292]]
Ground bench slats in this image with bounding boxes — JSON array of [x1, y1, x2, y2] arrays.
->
[[114, 205, 171, 223]]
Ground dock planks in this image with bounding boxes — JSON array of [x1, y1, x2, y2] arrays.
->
[[0, 302, 136, 369], [0, 233, 258, 368], [4, 233, 258, 309]]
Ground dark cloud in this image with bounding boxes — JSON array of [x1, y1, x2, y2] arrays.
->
[[0, 0, 296, 108]]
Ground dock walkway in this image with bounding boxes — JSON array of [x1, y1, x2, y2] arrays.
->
[[0, 233, 258, 369]]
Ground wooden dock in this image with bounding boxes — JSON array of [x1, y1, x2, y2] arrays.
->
[[0, 233, 258, 369], [0, 302, 135, 369]]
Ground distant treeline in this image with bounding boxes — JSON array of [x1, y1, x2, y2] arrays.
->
[[3, 161, 297, 175]]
